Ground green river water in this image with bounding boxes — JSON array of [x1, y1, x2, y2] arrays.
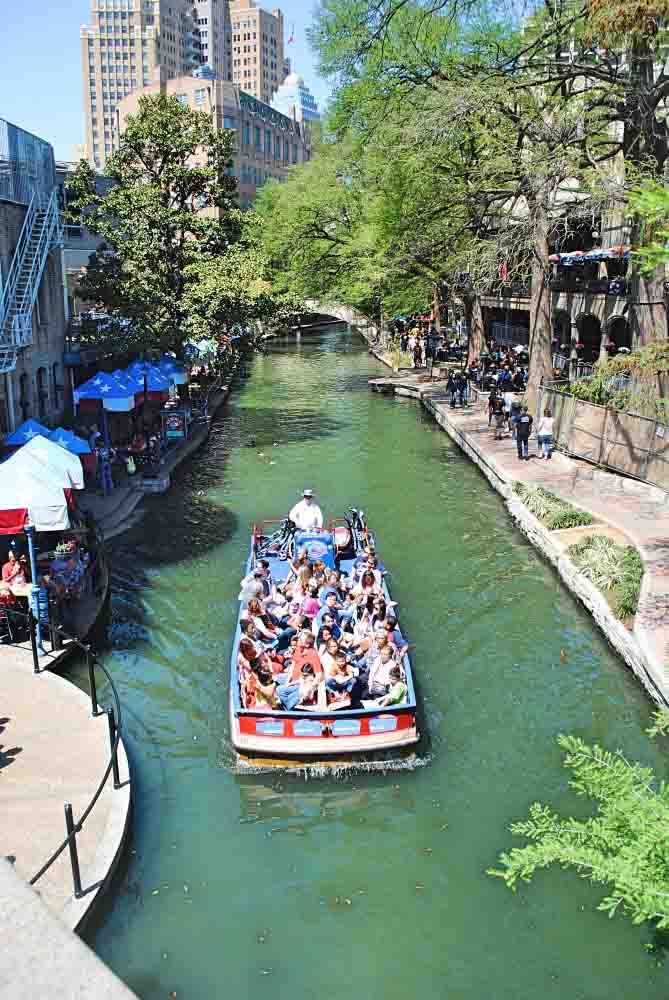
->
[[74, 326, 669, 998]]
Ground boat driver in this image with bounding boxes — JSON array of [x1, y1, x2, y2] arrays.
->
[[289, 489, 324, 531]]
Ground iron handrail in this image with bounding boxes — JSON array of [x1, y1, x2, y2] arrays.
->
[[3, 605, 124, 889]]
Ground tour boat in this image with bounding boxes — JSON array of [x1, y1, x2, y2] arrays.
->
[[230, 508, 420, 769]]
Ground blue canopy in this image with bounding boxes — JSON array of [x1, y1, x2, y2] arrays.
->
[[49, 428, 91, 455], [4, 419, 50, 446]]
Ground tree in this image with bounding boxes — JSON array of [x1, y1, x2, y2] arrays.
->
[[489, 730, 669, 930], [66, 92, 241, 354], [310, 0, 669, 399]]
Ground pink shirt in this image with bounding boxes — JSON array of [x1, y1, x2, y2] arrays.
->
[[301, 597, 320, 620]]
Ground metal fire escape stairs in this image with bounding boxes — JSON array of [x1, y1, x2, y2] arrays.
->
[[0, 189, 63, 374]]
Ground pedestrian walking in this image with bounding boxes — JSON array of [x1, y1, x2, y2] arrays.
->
[[488, 387, 498, 426], [516, 404, 533, 459], [447, 373, 458, 408], [536, 407, 555, 459], [493, 396, 506, 440]]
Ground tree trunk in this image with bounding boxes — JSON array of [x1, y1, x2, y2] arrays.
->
[[526, 208, 553, 416], [468, 295, 486, 365]]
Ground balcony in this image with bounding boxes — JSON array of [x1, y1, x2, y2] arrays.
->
[[548, 276, 628, 296]]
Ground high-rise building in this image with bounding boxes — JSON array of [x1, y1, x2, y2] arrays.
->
[[228, 0, 284, 104], [80, 0, 200, 170], [116, 73, 311, 209], [272, 71, 321, 123], [81, 0, 285, 169]]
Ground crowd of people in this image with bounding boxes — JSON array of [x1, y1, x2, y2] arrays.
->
[[236, 538, 409, 714]]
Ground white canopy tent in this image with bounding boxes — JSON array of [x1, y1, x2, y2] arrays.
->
[[0, 453, 71, 534], [20, 435, 84, 490]]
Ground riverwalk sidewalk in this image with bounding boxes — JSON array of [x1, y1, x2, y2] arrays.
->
[[369, 369, 669, 701], [1, 645, 130, 930]]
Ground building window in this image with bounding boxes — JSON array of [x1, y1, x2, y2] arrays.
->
[[223, 115, 236, 129], [254, 125, 261, 150], [264, 130, 271, 154], [274, 136, 280, 161], [176, 93, 189, 105], [243, 122, 250, 145], [194, 87, 206, 105]]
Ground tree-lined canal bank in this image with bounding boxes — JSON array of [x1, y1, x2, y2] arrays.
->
[[76, 327, 668, 999]]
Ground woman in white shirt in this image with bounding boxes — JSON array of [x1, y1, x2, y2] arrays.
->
[[536, 407, 555, 459]]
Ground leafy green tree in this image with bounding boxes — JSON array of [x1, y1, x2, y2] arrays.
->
[[489, 731, 669, 930], [66, 92, 240, 353]]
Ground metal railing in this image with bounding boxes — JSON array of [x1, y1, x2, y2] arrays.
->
[[2, 606, 125, 899]]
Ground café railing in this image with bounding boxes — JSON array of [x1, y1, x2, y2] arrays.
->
[[3, 606, 125, 898]]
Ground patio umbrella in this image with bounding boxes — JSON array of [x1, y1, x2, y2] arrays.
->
[[74, 373, 137, 412], [48, 428, 91, 456], [4, 419, 50, 447]]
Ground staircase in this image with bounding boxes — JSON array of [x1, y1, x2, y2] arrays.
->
[[0, 189, 63, 373]]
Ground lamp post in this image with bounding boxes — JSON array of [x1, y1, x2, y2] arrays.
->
[[24, 523, 46, 656]]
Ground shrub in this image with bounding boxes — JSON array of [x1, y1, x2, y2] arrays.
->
[[514, 483, 594, 530], [568, 534, 644, 619]]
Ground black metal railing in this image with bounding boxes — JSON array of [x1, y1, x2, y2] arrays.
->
[[3, 606, 125, 899]]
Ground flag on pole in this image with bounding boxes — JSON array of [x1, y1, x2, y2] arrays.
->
[[287, 22, 295, 43]]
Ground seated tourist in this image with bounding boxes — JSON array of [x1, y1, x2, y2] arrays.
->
[[383, 616, 408, 658], [365, 643, 397, 699], [313, 590, 340, 635], [286, 630, 323, 683], [237, 637, 258, 674], [351, 570, 382, 609], [244, 665, 279, 710], [319, 638, 340, 677], [315, 624, 334, 654], [277, 663, 320, 712], [2, 550, 26, 588], [300, 585, 321, 622], [243, 598, 281, 643], [319, 571, 343, 602], [375, 665, 408, 707], [238, 568, 265, 603], [325, 650, 355, 699]]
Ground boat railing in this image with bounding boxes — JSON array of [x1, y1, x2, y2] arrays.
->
[[2, 605, 126, 900]]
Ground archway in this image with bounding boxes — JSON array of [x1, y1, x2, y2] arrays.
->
[[552, 309, 571, 351], [604, 315, 632, 353], [575, 314, 602, 363]]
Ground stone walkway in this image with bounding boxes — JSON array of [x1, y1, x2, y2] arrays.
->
[[370, 369, 669, 698], [1, 645, 130, 930]]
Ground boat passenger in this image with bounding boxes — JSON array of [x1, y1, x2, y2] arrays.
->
[[374, 666, 407, 707], [326, 651, 355, 701], [300, 585, 321, 621], [245, 666, 279, 710], [366, 645, 398, 699], [276, 663, 321, 712], [244, 598, 281, 643], [288, 489, 324, 531], [319, 638, 340, 677], [316, 625, 334, 654], [287, 630, 323, 683], [238, 567, 265, 603], [383, 616, 408, 658], [351, 570, 382, 608], [313, 591, 340, 635]]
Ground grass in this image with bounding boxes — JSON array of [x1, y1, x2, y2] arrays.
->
[[568, 535, 644, 619], [513, 483, 595, 530]]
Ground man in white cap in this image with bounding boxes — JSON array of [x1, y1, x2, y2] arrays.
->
[[289, 489, 324, 531]]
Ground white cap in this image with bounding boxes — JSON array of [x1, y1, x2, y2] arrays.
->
[[302, 488, 314, 497]]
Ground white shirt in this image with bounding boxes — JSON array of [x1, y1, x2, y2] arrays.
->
[[289, 499, 324, 531]]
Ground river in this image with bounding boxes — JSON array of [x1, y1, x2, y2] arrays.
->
[[74, 325, 668, 998]]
